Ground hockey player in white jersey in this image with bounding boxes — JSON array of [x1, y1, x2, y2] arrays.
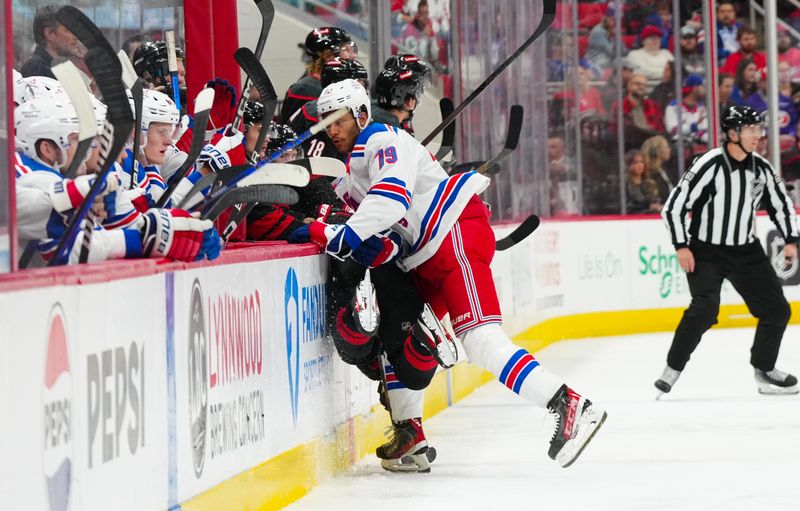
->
[[14, 93, 220, 265], [292, 79, 607, 468]]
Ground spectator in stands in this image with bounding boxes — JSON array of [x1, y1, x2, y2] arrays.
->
[[644, 0, 673, 48], [548, 135, 578, 215], [622, 0, 657, 37], [577, 60, 605, 115], [712, 1, 743, 61], [122, 34, 149, 64], [744, 67, 798, 147], [20, 5, 78, 79], [719, 73, 736, 111], [649, 60, 676, 113], [678, 25, 705, 76], [641, 135, 674, 205], [601, 57, 635, 111], [547, 33, 576, 82], [720, 26, 765, 76], [780, 123, 800, 181], [778, 25, 800, 83], [665, 74, 708, 144], [731, 57, 758, 105], [612, 72, 666, 148], [624, 149, 662, 213], [585, 8, 620, 70], [627, 25, 673, 82], [399, 0, 439, 71]]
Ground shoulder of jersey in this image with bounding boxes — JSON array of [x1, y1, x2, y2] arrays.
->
[[16, 152, 61, 177], [292, 76, 323, 96]]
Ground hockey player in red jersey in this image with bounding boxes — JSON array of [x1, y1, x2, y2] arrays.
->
[[279, 27, 357, 124], [292, 79, 608, 468]]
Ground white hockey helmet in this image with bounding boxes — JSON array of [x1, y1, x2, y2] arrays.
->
[[21, 75, 66, 103], [15, 96, 80, 170], [317, 78, 371, 130], [91, 96, 107, 132], [141, 88, 180, 132], [12, 69, 26, 106]]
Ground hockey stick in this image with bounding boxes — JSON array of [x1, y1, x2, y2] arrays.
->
[[448, 160, 500, 176], [179, 110, 346, 209], [474, 104, 523, 175], [433, 98, 455, 161], [495, 214, 540, 251], [50, 6, 134, 266], [230, 0, 275, 132], [202, 184, 299, 221], [290, 157, 347, 178], [154, 87, 215, 208], [446, 105, 523, 176], [259, 108, 349, 164], [117, 50, 144, 189], [233, 47, 278, 164], [420, 0, 555, 146], [223, 47, 280, 242], [51, 62, 97, 180], [165, 30, 181, 113], [194, 163, 308, 217]]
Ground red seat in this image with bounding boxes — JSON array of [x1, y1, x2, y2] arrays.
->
[[577, 3, 605, 30]]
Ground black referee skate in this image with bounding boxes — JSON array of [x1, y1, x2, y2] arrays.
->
[[546, 385, 607, 468], [755, 368, 799, 395], [376, 418, 434, 473], [654, 366, 681, 399]]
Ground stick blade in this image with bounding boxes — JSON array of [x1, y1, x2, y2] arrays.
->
[[51, 62, 97, 142], [495, 215, 540, 251], [505, 105, 524, 151], [194, 87, 216, 113], [290, 157, 347, 178], [434, 98, 455, 160], [247, 163, 311, 187]]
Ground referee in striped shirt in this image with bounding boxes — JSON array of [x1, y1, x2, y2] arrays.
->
[[655, 105, 799, 396]]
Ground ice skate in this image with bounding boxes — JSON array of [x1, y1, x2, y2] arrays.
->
[[755, 368, 799, 395], [654, 366, 681, 399], [376, 418, 432, 473], [546, 385, 607, 468], [413, 303, 459, 368], [352, 273, 379, 336]]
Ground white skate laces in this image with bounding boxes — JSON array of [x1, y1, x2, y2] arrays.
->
[[754, 367, 799, 395], [546, 385, 607, 468]]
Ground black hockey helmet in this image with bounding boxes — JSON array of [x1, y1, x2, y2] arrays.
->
[[243, 100, 265, 126], [133, 41, 167, 80], [382, 54, 429, 74], [133, 40, 185, 83], [374, 56, 430, 109], [304, 27, 352, 60], [721, 105, 762, 134], [321, 57, 369, 89], [267, 123, 299, 152]]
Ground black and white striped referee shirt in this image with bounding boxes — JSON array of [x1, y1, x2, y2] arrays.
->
[[663, 147, 799, 248]]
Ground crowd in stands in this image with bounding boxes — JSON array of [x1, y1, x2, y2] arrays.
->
[[547, 0, 800, 215]]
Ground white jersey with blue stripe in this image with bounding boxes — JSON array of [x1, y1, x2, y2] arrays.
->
[[14, 152, 135, 263], [333, 122, 490, 270]]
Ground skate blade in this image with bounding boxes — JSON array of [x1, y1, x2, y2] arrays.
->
[[757, 383, 799, 395], [381, 452, 431, 473], [655, 391, 665, 401], [557, 409, 608, 468]]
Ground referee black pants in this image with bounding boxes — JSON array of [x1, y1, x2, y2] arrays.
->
[[667, 241, 792, 372]]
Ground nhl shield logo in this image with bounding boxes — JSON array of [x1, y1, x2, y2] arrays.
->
[[188, 279, 208, 478]]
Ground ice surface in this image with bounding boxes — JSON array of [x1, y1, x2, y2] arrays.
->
[[285, 327, 800, 510]]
